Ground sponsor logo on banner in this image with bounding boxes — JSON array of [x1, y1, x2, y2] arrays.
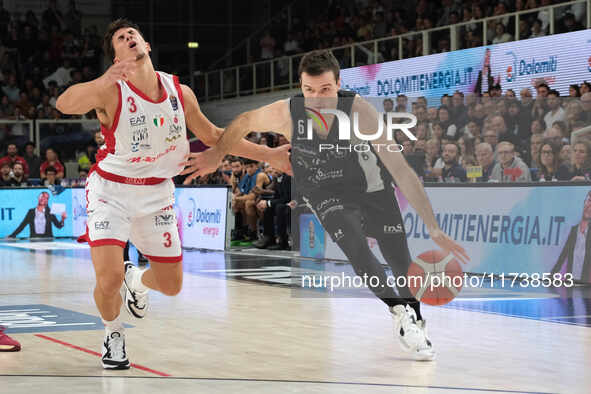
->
[[154, 213, 175, 227], [129, 115, 146, 127], [130, 127, 150, 152], [504, 51, 558, 83], [0, 207, 16, 221], [153, 114, 165, 127], [186, 197, 222, 227], [170, 96, 178, 111]]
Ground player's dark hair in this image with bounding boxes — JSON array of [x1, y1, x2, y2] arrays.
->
[[298, 50, 340, 82], [103, 18, 144, 63], [229, 157, 243, 164], [243, 159, 258, 166]]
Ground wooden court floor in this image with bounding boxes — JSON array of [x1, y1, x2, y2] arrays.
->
[[1, 241, 590, 394]]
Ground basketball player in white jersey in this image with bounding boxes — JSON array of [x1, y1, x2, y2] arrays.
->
[[183, 50, 470, 361], [57, 19, 290, 369]]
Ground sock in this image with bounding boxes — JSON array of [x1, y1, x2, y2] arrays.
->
[[408, 300, 423, 321], [134, 269, 150, 293], [102, 315, 123, 333]]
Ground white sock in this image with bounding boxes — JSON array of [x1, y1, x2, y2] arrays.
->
[[102, 315, 123, 333], [134, 269, 150, 293]]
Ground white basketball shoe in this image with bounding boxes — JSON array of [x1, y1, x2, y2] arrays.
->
[[123, 262, 149, 319], [390, 304, 435, 361], [101, 330, 130, 370]]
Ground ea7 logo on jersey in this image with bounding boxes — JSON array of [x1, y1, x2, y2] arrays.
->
[[154, 214, 175, 227], [130, 115, 146, 127]]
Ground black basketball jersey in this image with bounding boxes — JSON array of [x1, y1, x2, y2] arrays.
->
[[289, 90, 392, 196]]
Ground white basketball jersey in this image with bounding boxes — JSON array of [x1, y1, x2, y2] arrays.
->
[[96, 71, 189, 180]]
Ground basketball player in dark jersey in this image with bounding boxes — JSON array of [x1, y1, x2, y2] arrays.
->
[[183, 50, 469, 360]]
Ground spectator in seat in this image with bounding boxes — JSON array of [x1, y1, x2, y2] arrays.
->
[[440, 143, 467, 183], [424, 138, 441, 180], [0, 143, 29, 176], [569, 140, 591, 181], [490, 142, 532, 182], [559, 12, 583, 33], [530, 18, 545, 38], [579, 92, 591, 124], [543, 90, 565, 130], [570, 84, 581, 98], [544, 126, 564, 147], [43, 166, 59, 186], [475, 142, 496, 182], [253, 169, 292, 250], [536, 142, 571, 181], [40, 147, 64, 180], [482, 128, 499, 152], [529, 133, 544, 168], [238, 160, 271, 242], [11, 162, 29, 186], [492, 22, 512, 44], [0, 162, 15, 186], [23, 142, 41, 179], [560, 144, 572, 165]]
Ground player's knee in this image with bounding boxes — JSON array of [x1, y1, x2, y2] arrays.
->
[[96, 275, 123, 297], [160, 280, 182, 296], [158, 274, 183, 296]]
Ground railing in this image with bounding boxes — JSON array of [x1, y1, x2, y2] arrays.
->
[[195, 0, 590, 102], [35, 119, 99, 155], [0, 119, 34, 145]]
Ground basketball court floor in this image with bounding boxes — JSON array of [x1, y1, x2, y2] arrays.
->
[[1, 240, 590, 393]]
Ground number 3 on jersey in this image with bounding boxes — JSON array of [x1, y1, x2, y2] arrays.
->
[[163, 232, 172, 248], [127, 96, 137, 113]]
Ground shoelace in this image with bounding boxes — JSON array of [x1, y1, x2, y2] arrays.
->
[[108, 334, 126, 359]]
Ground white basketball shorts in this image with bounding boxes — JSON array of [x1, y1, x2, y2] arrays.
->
[[79, 171, 182, 263]]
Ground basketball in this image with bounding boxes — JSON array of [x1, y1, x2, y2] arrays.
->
[[407, 250, 463, 306]]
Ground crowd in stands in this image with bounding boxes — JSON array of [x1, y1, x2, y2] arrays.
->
[[259, 0, 585, 65], [386, 77, 591, 183], [0, 0, 102, 162]]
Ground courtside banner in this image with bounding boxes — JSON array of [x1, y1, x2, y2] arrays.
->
[[175, 187, 229, 251], [341, 30, 591, 102], [0, 187, 73, 239], [301, 185, 591, 283]]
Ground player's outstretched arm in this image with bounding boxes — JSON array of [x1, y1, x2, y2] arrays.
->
[[181, 98, 291, 184], [56, 58, 137, 115], [354, 97, 470, 264], [180, 85, 290, 175]]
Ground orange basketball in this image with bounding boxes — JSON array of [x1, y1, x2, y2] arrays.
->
[[406, 250, 463, 306]]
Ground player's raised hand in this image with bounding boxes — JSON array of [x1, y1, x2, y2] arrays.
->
[[180, 147, 224, 185], [429, 228, 470, 265], [99, 58, 138, 87]]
